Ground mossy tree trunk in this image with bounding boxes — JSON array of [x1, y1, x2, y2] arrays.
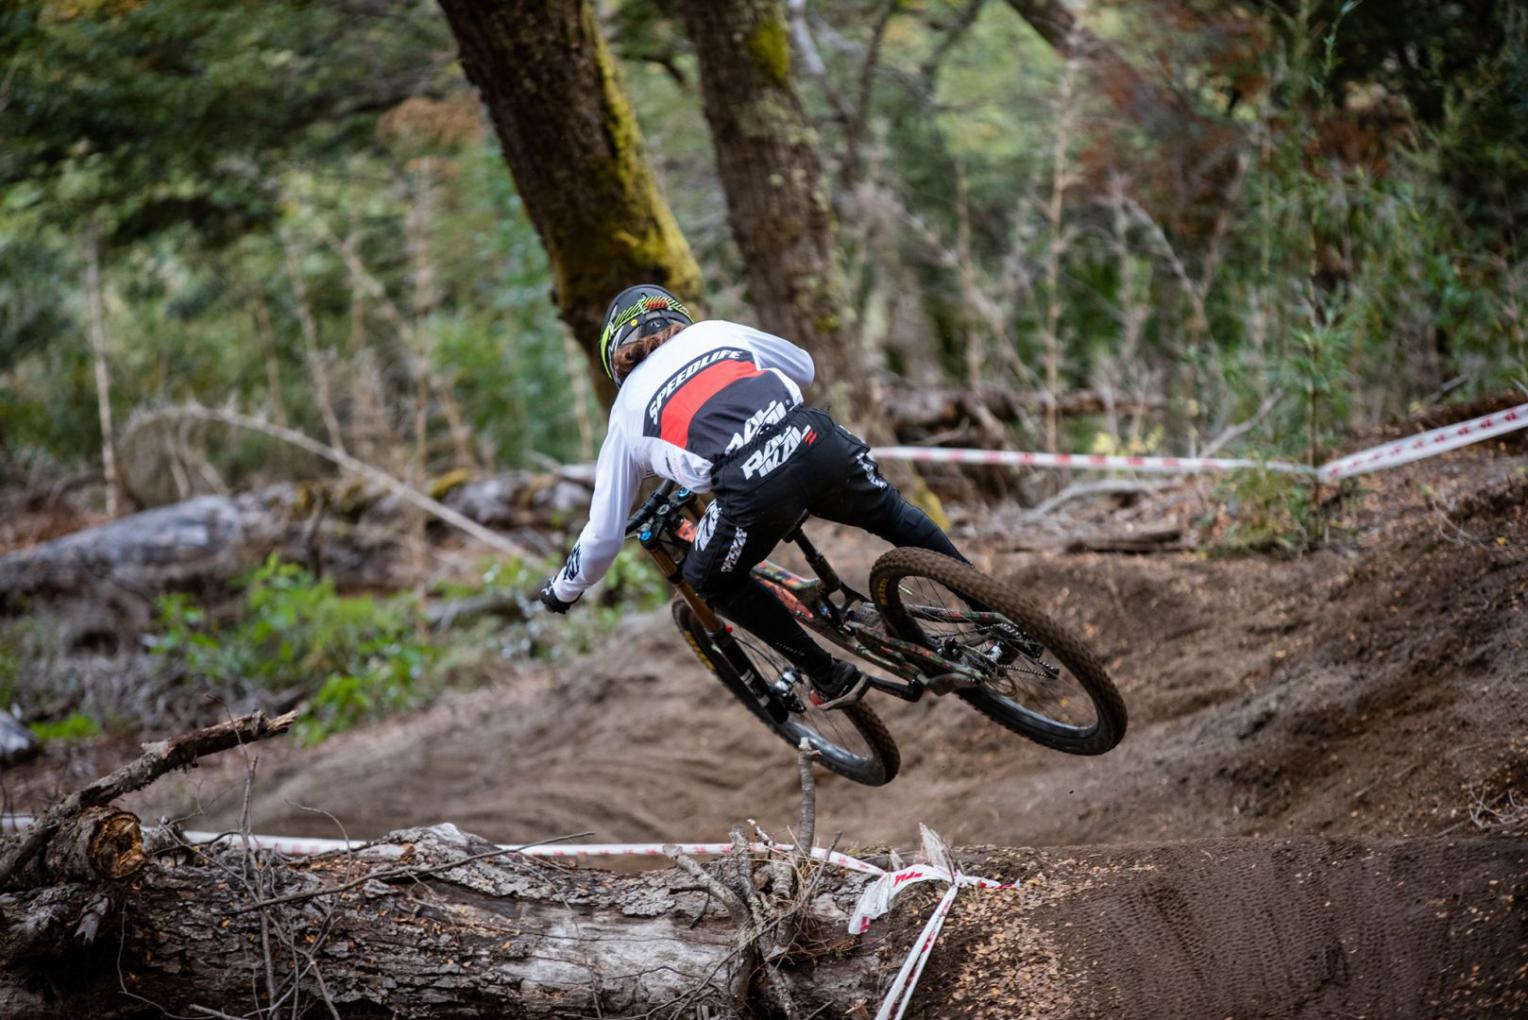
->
[[676, 0, 876, 428], [435, 0, 703, 405]]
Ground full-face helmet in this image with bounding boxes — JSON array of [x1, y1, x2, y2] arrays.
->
[[600, 284, 694, 385]]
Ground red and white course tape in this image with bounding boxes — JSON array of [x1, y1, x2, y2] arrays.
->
[[1315, 402, 1528, 480], [0, 815, 880, 873], [871, 400, 1528, 481], [0, 814, 995, 1016], [847, 824, 1014, 1020], [871, 445, 1311, 476]]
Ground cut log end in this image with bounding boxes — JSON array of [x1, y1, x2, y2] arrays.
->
[[43, 807, 144, 883], [90, 812, 145, 880]]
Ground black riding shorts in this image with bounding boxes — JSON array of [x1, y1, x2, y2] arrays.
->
[[681, 406, 956, 602]]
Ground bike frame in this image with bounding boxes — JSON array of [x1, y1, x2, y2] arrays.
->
[[629, 485, 991, 705]]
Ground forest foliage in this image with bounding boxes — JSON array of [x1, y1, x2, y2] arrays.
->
[[2, 0, 1522, 490], [0, 0, 1524, 742]]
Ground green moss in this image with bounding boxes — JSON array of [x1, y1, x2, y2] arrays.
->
[[813, 312, 842, 335], [565, 0, 702, 316], [429, 468, 472, 500], [747, 15, 791, 89]]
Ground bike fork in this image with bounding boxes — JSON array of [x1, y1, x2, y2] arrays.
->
[[644, 542, 785, 720]]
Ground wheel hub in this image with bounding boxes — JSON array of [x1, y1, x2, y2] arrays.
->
[[773, 670, 808, 714]]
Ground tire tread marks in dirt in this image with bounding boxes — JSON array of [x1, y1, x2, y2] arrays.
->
[[914, 838, 1528, 1020]]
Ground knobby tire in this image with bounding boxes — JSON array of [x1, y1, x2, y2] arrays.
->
[[670, 600, 901, 786], [869, 548, 1126, 755]]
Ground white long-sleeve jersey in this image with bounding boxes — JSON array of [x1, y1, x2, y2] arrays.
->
[[550, 319, 814, 603]]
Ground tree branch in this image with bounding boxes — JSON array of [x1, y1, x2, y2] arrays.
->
[[121, 403, 526, 560], [0, 710, 296, 888]]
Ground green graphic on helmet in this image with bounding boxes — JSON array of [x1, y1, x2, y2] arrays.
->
[[600, 285, 694, 384]]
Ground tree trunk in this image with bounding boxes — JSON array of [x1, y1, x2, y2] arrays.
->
[[1005, 0, 1182, 134], [1004, 0, 1245, 241], [435, 0, 703, 405], [3, 825, 1524, 1019], [675, 0, 872, 426], [0, 822, 884, 1020]]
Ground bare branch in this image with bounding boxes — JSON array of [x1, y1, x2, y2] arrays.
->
[[795, 738, 818, 857], [121, 403, 526, 560], [1202, 390, 1285, 457], [0, 711, 296, 887], [918, 0, 987, 89]]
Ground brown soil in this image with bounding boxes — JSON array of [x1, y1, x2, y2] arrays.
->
[[927, 837, 1528, 1019], [82, 440, 1523, 853], [7, 433, 1527, 1017]]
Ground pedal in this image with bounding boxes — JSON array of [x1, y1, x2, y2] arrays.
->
[[809, 673, 870, 710]]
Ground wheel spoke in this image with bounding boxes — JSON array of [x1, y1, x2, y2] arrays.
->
[[728, 630, 880, 765], [895, 577, 1099, 732]]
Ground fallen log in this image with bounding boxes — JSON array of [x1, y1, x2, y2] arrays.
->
[[0, 470, 590, 641], [0, 821, 885, 1020], [0, 728, 885, 1019], [2, 720, 1525, 1018], [0, 710, 295, 888], [1063, 524, 1187, 554]]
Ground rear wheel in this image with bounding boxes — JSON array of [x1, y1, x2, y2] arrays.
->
[[671, 600, 900, 786], [870, 548, 1126, 755]]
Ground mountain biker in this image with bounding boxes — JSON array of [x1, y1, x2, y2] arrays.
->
[[537, 284, 969, 706]]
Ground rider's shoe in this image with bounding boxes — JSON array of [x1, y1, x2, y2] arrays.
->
[[809, 658, 870, 710]]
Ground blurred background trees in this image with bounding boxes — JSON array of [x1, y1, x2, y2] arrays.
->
[[1, 0, 1523, 501]]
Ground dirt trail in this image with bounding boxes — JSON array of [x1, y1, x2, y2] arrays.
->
[[109, 443, 1528, 854], [11, 437, 1526, 1017], [931, 837, 1527, 1019]]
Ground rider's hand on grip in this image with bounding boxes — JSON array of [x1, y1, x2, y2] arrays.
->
[[538, 578, 580, 615]]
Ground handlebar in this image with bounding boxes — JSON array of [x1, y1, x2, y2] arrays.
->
[[625, 480, 679, 536]]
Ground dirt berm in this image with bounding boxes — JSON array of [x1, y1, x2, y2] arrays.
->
[[101, 439, 1528, 1015], [925, 837, 1526, 1019]]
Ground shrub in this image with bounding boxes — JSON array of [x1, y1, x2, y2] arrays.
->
[[150, 556, 440, 743], [29, 711, 101, 743], [1208, 468, 1319, 554]]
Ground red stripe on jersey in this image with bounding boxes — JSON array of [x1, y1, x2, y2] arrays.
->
[[659, 359, 763, 447]]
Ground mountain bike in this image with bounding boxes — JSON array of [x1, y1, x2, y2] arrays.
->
[[627, 480, 1127, 786]]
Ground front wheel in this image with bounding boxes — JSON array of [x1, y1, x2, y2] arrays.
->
[[671, 600, 901, 786], [870, 548, 1126, 755]]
